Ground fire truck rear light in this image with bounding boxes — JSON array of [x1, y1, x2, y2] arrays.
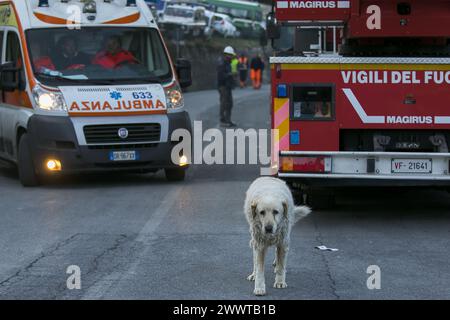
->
[[277, 84, 288, 98], [281, 157, 294, 171], [281, 156, 332, 173]]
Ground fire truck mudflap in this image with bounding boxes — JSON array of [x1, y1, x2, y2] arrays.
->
[[272, 56, 450, 187]]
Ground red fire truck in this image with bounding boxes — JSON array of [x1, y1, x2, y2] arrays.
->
[[267, 0, 450, 207]]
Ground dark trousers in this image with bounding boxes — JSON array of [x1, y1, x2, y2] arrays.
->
[[219, 86, 233, 123]]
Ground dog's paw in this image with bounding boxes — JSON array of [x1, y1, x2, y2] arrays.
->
[[274, 281, 287, 289], [247, 273, 255, 281], [254, 287, 266, 296]]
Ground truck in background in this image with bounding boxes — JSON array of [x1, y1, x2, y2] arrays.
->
[[267, 0, 450, 207]]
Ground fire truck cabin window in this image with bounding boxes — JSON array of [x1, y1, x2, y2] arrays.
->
[[291, 85, 334, 120]]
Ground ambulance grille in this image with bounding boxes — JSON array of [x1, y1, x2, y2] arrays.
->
[[83, 123, 161, 144]]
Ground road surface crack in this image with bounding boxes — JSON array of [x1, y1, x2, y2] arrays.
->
[[85, 234, 128, 277], [0, 233, 80, 288], [312, 217, 340, 300]]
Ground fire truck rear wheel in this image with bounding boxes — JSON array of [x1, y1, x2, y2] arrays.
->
[[165, 168, 186, 181], [18, 133, 40, 187]]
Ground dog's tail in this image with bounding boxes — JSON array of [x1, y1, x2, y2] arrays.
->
[[292, 206, 312, 224]]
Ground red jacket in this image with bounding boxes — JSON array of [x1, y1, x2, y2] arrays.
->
[[92, 50, 137, 69], [33, 56, 55, 71]]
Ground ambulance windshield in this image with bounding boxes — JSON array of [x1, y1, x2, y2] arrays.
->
[[26, 27, 172, 85]]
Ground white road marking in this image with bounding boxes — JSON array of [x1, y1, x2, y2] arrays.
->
[[81, 187, 182, 299]]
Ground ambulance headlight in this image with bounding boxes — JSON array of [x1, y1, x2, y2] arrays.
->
[[32, 86, 68, 112], [165, 83, 184, 110]]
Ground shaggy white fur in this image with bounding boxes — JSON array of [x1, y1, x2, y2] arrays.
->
[[244, 177, 311, 296]]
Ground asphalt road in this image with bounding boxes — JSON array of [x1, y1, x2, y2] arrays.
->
[[0, 86, 449, 299]]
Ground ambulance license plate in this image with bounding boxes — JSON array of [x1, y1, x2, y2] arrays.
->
[[109, 151, 138, 161], [391, 158, 432, 174]]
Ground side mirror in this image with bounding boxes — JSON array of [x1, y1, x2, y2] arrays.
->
[[266, 12, 280, 40], [175, 58, 192, 89], [0, 62, 22, 92]]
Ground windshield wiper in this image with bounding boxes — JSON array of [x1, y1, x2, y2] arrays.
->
[[36, 73, 162, 85], [36, 73, 117, 85], [84, 77, 162, 85], [35, 73, 86, 82]]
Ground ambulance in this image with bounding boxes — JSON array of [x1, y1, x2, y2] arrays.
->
[[0, 0, 192, 186], [267, 0, 450, 207]]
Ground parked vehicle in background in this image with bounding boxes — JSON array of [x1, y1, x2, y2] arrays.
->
[[200, 0, 264, 39], [158, 3, 207, 37], [204, 11, 239, 38], [200, 0, 263, 21], [232, 17, 263, 39]]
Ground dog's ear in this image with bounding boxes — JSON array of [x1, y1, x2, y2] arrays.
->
[[282, 201, 288, 218], [251, 201, 257, 218]]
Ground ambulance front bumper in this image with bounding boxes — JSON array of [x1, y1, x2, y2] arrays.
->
[[278, 151, 450, 187], [27, 112, 191, 174]]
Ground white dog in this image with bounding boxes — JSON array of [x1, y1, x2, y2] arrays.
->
[[244, 177, 311, 296]]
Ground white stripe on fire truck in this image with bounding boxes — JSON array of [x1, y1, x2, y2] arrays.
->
[[434, 117, 450, 124], [344, 89, 450, 125], [337, 1, 350, 8], [342, 88, 385, 124]]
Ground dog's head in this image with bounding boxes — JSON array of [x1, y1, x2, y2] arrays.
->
[[251, 196, 288, 235]]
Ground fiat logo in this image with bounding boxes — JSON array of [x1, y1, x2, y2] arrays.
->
[[118, 128, 128, 139]]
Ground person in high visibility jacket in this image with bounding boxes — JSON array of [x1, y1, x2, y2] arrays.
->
[[92, 35, 138, 69], [250, 54, 265, 90], [230, 55, 239, 87], [238, 54, 249, 88], [230, 56, 239, 75]]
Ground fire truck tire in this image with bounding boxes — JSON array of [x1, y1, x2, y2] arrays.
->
[[18, 134, 40, 187], [291, 188, 306, 205], [306, 191, 336, 210], [165, 168, 186, 181]]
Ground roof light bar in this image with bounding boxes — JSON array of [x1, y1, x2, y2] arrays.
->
[[126, 0, 136, 7], [83, 0, 97, 13]]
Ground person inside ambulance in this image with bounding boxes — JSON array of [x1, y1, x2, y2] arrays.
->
[[53, 36, 91, 70], [92, 35, 138, 69]]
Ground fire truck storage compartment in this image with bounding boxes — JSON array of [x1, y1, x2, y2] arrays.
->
[[340, 130, 450, 153], [291, 84, 335, 120]]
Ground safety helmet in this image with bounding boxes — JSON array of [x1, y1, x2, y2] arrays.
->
[[223, 46, 236, 56]]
